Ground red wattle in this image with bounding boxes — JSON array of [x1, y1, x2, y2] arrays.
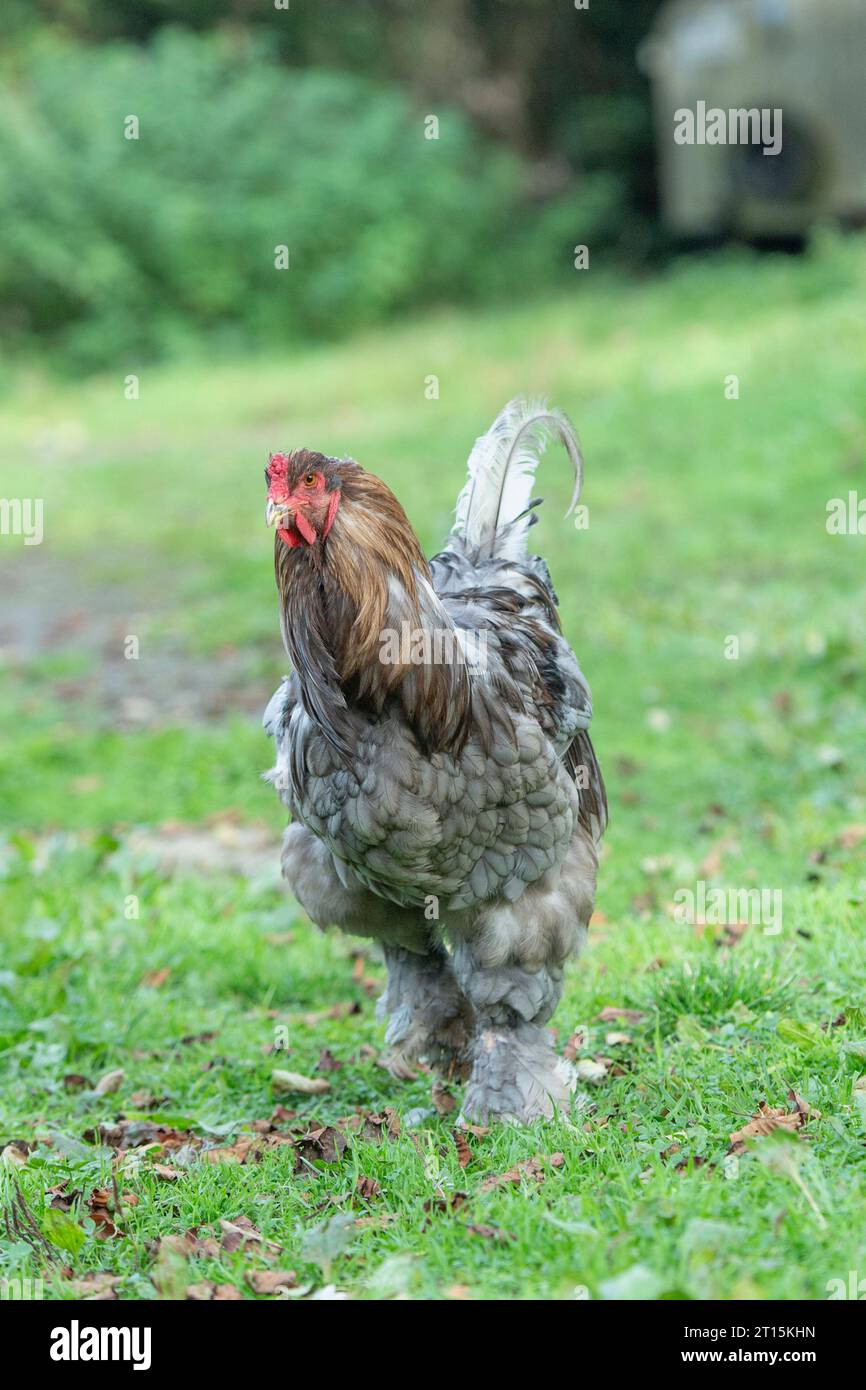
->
[[294, 511, 317, 545], [321, 490, 340, 540]]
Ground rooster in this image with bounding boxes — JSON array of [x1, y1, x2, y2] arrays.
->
[[263, 400, 606, 1122]]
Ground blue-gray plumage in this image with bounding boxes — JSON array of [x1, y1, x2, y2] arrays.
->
[[263, 400, 606, 1121]]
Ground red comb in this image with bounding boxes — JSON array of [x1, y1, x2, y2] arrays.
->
[[267, 452, 290, 478]]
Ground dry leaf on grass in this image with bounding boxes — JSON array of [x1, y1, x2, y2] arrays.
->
[[838, 825, 866, 851], [574, 1057, 613, 1084], [86, 1119, 193, 1152], [716, 921, 749, 948], [294, 1125, 348, 1165], [140, 967, 171, 988], [200, 1131, 294, 1165], [452, 1130, 472, 1169], [151, 1228, 221, 1260], [337, 1108, 400, 1142], [423, 1192, 469, 1215], [94, 1068, 124, 1095], [87, 1188, 121, 1241], [466, 1223, 515, 1241], [219, 1216, 282, 1256], [268, 1104, 298, 1125], [63, 1271, 121, 1300], [245, 1270, 299, 1295], [729, 1093, 821, 1153], [675, 1154, 709, 1172], [597, 1006, 645, 1025], [480, 1154, 561, 1192], [298, 1001, 361, 1027], [272, 1069, 330, 1096], [46, 1182, 80, 1213], [187, 1281, 243, 1301], [354, 1212, 398, 1230], [431, 1080, 457, 1115], [129, 1090, 168, 1109], [151, 1163, 182, 1182], [355, 1175, 382, 1201], [698, 836, 737, 878]]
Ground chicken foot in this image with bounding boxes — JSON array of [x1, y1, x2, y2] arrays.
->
[[377, 943, 473, 1081], [453, 945, 575, 1123]]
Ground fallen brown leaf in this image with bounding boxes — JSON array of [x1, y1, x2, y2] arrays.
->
[[294, 1125, 348, 1165], [698, 836, 737, 879], [423, 1192, 469, 1215], [154, 1228, 220, 1260], [480, 1155, 548, 1192], [597, 1006, 645, 1025], [46, 1183, 80, 1213], [141, 967, 171, 988], [63, 1074, 91, 1091], [129, 1090, 168, 1109], [336, 1108, 400, 1142], [431, 1080, 457, 1115], [272, 1069, 330, 1096], [219, 1216, 282, 1256], [452, 1130, 472, 1170], [94, 1068, 124, 1096], [245, 1269, 299, 1295], [574, 1057, 612, 1084], [299, 1002, 361, 1028], [729, 1095, 821, 1153], [151, 1163, 182, 1182], [63, 1271, 121, 1300], [838, 825, 866, 851], [466, 1223, 515, 1241]]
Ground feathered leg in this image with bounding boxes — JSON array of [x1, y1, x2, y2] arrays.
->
[[281, 823, 472, 1079], [377, 943, 473, 1081], [452, 948, 574, 1121], [452, 834, 596, 1122]]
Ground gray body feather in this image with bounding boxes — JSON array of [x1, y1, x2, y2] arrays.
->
[[265, 400, 606, 1120]]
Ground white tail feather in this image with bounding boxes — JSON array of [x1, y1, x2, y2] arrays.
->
[[451, 398, 583, 562]]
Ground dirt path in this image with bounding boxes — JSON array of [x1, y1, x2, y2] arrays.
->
[[1, 555, 276, 730]]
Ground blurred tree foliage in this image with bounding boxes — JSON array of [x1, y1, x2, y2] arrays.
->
[[0, 2, 667, 367]]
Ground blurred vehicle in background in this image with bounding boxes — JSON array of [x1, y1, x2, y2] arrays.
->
[[641, 0, 866, 239]]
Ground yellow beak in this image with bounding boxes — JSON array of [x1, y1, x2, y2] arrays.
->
[[266, 498, 292, 528]]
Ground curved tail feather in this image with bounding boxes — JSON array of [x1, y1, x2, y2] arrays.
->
[[451, 398, 583, 562]]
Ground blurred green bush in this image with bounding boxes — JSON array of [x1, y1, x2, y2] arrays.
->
[[0, 29, 613, 371]]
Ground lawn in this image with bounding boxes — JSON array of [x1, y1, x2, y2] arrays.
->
[[1, 237, 866, 1301]]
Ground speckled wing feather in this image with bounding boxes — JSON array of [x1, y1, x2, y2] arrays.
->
[[263, 399, 605, 919]]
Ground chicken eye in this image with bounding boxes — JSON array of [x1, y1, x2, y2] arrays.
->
[[303, 472, 317, 487]]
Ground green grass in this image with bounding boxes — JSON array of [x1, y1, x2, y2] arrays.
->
[[2, 236, 866, 1300]]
